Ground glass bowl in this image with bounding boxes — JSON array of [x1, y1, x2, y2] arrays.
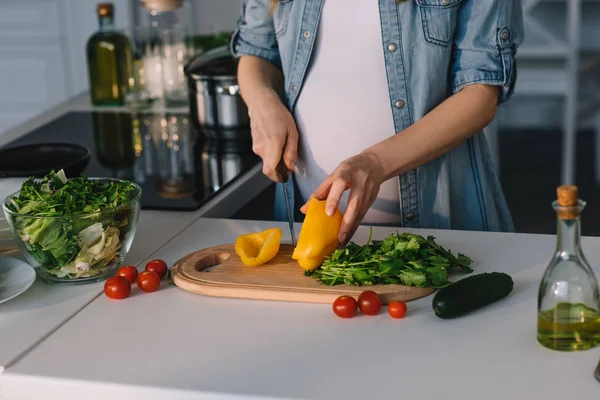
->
[[2, 178, 142, 285]]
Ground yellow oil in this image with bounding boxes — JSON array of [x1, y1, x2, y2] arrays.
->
[[537, 302, 600, 351]]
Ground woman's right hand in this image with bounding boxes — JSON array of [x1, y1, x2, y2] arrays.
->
[[247, 90, 299, 182]]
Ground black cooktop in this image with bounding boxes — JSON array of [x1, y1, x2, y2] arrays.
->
[[2, 111, 259, 211]]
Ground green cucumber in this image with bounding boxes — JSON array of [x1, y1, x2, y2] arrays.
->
[[432, 272, 514, 319]]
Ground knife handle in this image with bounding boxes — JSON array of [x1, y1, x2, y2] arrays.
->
[[275, 158, 289, 183]]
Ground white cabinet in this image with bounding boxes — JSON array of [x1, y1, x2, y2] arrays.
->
[[0, 44, 67, 106], [0, 0, 132, 136], [0, 0, 62, 39], [0, 0, 66, 134]]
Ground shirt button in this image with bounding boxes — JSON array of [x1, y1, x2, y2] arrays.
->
[[443, 0, 451, 4], [395, 99, 405, 109], [501, 31, 509, 41], [291, 84, 297, 91], [387, 43, 397, 52], [303, 31, 310, 39], [406, 213, 416, 222]]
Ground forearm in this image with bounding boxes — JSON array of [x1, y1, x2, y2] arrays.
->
[[238, 55, 285, 113], [365, 84, 500, 180]]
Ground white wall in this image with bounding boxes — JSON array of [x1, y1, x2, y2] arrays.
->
[[0, 0, 132, 136]]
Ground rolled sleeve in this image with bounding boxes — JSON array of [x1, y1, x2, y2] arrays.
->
[[230, 0, 282, 70], [450, 0, 524, 103]]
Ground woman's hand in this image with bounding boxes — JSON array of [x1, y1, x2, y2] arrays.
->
[[300, 151, 385, 246], [248, 91, 299, 182]]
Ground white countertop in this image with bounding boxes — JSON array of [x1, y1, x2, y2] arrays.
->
[[2, 218, 599, 399], [0, 94, 270, 373]]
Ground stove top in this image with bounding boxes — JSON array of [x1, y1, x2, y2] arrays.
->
[[3, 111, 259, 211]]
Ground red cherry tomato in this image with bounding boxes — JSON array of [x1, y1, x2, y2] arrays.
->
[[145, 259, 168, 280], [104, 276, 131, 300], [137, 270, 161, 293], [332, 295, 358, 318], [116, 265, 138, 284], [358, 290, 382, 316], [388, 301, 408, 319]]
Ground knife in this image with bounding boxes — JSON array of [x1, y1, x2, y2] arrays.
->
[[595, 357, 600, 383], [275, 158, 296, 247]]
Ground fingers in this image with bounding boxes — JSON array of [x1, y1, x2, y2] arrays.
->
[[282, 126, 298, 172], [325, 179, 347, 217], [339, 182, 378, 246], [249, 111, 298, 182], [338, 185, 363, 245], [260, 141, 284, 182]]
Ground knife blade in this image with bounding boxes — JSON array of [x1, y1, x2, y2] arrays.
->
[[275, 159, 296, 247], [595, 357, 600, 383]]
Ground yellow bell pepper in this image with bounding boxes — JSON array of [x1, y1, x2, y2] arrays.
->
[[292, 198, 343, 271], [235, 228, 282, 267]]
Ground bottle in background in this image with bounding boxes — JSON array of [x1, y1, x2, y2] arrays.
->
[[537, 185, 600, 351], [86, 3, 132, 106]]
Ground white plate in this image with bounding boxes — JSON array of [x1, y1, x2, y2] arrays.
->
[[0, 256, 36, 305]]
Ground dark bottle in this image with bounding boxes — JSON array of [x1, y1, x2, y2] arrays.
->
[[86, 3, 132, 106]]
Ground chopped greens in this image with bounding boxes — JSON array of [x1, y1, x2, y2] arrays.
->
[[305, 229, 473, 288], [4, 170, 136, 279]]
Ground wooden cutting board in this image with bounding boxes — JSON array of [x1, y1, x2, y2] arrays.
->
[[170, 244, 436, 304]]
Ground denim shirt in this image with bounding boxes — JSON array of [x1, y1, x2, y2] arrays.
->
[[230, 0, 524, 232]]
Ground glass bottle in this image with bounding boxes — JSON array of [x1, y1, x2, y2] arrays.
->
[[136, 0, 194, 33], [537, 185, 600, 351], [86, 3, 133, 106]]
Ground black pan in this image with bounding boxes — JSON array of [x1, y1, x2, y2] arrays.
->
[[0, 143, 90, 178]]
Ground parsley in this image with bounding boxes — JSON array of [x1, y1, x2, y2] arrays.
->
[[306, 229, 473, 288]]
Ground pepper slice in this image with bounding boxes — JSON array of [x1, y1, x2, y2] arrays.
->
[[235, 228, 283, 267], [292, 198, 343, 271]]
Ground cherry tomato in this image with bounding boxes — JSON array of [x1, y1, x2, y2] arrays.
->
[[145, 259, 168, 280], [104, 276, 131, 300], [388, 301, 408, 319], [358, 290, 382, 316], [116, 265, 138, 284], [137, 270, 161, 293], [332, 295, 358, 318]]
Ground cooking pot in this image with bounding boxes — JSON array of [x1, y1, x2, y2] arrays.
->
[[184, 46, 250, 137]]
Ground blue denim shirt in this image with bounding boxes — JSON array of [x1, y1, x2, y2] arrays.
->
[[230, 0, 524, 232]]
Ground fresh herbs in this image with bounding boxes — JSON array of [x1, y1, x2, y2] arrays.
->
[[305, 229, 473, 288], [8, 169, 133, 216], [5, 170, 135, 279]]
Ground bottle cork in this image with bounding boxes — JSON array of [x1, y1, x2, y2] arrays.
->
[[556, 185, 579, 219]]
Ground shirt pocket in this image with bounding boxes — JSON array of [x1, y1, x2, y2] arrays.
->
[[273, 0, 294, 38], [415, 0, 465, 47]]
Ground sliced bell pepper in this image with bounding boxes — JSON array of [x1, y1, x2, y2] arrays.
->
[[292, 198, 343, 271], [235, 228, 282, 267]]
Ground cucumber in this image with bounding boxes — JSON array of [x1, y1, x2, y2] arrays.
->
[[432, 272, 514, 319]]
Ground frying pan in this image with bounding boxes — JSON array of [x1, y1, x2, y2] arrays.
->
[[0, 143, 90, 178]]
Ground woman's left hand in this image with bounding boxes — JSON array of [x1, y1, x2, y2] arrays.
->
[[300, 151, 386, 246]]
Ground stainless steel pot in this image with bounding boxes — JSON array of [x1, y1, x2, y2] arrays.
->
[[184, 47, 250, 136], [214, 76, 250, 129]]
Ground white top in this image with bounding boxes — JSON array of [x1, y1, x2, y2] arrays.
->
[[293, 0, 402, 224]]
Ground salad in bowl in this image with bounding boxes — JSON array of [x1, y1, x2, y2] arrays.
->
[[2, 170, 141, 284]]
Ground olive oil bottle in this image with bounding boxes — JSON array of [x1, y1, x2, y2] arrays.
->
[[86, 3, 132, 106], [537, 185, 600, 351]]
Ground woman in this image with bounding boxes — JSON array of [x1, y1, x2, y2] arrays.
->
[[230, 0, 524, 245]]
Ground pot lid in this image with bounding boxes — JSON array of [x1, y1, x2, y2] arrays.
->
[[185, 46, 237, 79]]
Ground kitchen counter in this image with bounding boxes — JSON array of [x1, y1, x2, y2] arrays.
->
[[0, 93, 270, 372], [1, 217, 599, 399]]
